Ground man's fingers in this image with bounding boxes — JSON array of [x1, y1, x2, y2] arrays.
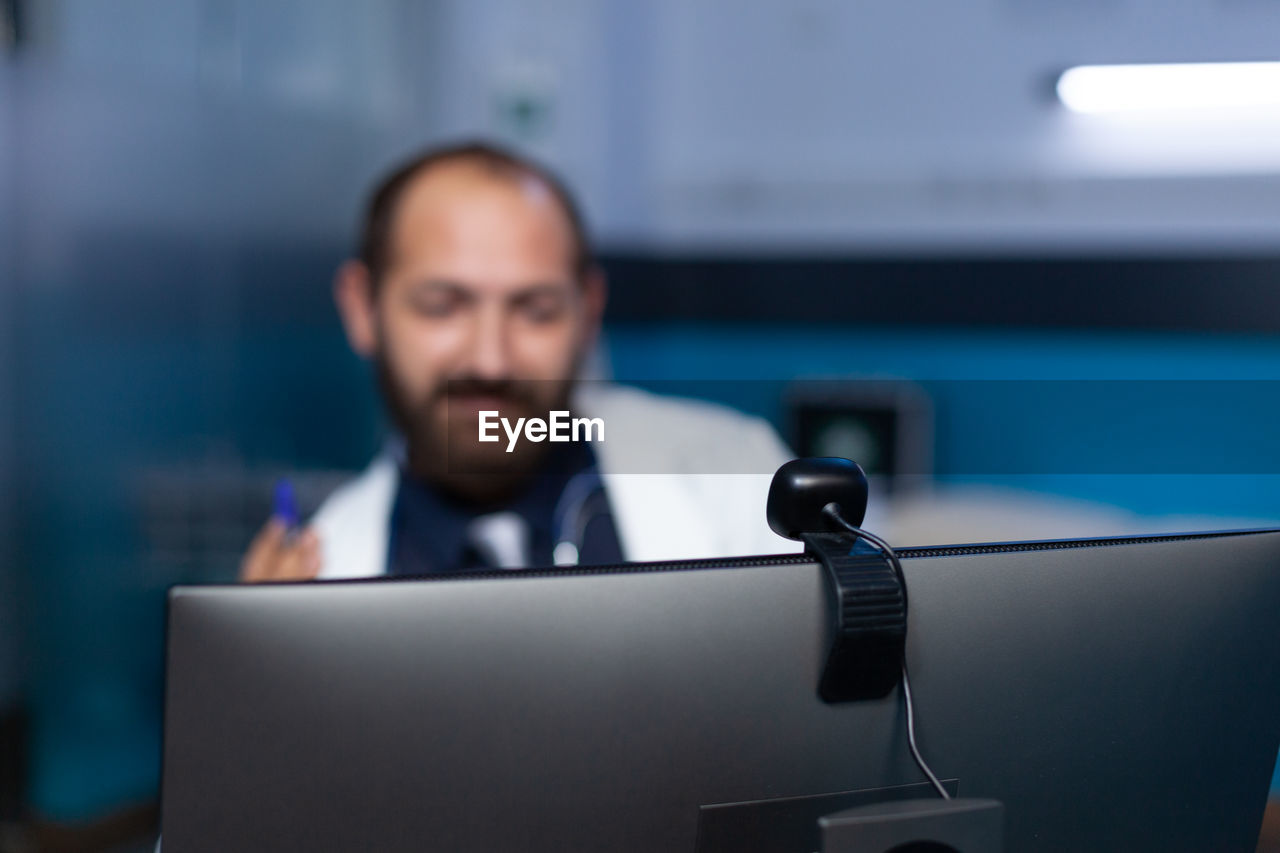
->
[[240, 520, 321, 583], [299, 530, 322, 578], [271, 530, 321, 581], [249, 516, 287, 553], [240, 518, 287, 582]]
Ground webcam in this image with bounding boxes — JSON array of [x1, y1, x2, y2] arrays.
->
[[766, 456, 869, 540]]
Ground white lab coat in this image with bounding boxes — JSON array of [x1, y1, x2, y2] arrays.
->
[[312, 383, 802, 579]]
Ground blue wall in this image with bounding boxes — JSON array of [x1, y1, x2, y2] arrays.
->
[[607, 323, 1280, 520]]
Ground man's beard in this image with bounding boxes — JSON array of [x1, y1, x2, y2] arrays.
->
[[375, 354, 576, 506]]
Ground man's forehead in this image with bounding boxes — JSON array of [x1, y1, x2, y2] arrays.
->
[[400, 159, 555, 209], [386, 162, 577, 274]]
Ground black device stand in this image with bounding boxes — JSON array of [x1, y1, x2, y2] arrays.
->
[[802, 532, 906, 703]]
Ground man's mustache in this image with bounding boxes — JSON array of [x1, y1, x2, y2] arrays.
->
[[434, 379, 539, 409]]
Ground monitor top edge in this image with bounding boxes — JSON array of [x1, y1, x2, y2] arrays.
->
[[166, 526, 1280, 598]]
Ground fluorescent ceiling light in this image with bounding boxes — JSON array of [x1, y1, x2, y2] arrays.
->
[[1056, 62, 1280, 115]]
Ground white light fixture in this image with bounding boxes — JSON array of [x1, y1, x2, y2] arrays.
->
[[1056, 62, 1280, 115]]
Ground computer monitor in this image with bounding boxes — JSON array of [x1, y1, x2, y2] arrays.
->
[[161, 528, 1280, 851]]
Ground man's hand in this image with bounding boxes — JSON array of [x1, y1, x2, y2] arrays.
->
[[239, 518, 322, 582]]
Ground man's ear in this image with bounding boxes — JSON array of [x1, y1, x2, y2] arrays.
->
[[334, 260, 379, 358]]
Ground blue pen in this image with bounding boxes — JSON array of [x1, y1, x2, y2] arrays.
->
[[273, 478, 300, 534]]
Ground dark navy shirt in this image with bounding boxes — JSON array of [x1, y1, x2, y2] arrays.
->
[[386, 442, 624, 576]]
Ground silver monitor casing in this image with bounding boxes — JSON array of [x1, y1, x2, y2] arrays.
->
[[161, 530, 1280, 852]]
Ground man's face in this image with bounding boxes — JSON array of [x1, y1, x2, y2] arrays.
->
[[357, 164, 602, 499]]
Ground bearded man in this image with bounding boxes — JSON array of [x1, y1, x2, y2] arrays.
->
[[240, 141, 794, 581]]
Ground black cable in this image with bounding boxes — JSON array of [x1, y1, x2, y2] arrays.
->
[[821, 502, 951, 801]]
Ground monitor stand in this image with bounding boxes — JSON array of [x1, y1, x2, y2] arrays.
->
[[819, 797, 1004, 853]]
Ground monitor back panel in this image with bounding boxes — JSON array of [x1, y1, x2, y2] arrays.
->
[[161, 531, 1280, 852]]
